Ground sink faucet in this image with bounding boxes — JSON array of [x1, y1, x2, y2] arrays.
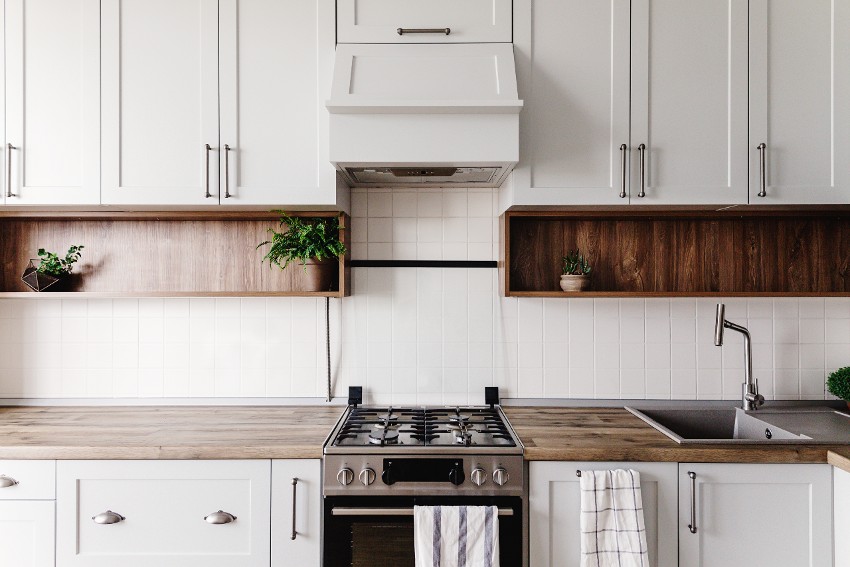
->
[[714, 303, 765, 411]]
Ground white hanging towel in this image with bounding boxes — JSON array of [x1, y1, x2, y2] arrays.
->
[[579, 469, 649, 567], [414, 505, 500, 567]]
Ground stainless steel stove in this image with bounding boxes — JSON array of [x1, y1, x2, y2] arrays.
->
[[322, 387, 524, 566]]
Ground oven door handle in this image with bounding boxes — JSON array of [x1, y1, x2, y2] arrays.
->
[[331, 507, 514, 517]]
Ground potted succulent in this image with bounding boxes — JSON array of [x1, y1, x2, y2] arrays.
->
[[560, 249, 592, 292], [258, 212, 346, 292], [827, 367, 850, 411], [21, 245, 84, 292]]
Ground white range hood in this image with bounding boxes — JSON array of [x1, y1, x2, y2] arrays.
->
[[326, 43, 522, 188]]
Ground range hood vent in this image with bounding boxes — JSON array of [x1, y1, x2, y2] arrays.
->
[[327, 44, 522, 189]]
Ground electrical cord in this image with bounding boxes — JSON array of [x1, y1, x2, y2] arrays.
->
[[326, 297, 332, 402]]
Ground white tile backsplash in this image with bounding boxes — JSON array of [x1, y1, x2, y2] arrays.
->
[[0, 187, 845, 402]]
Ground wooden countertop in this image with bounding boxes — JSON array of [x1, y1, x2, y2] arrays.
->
[[505, 407, 849, 464], [0, 406, 343, 460], [0, 405, 846, 466]]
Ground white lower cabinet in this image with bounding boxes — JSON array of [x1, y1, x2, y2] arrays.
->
[[835, 466, 850, 563], [529, 461, 678, 567], [0, 460, 56, 567], [56, 460, 271, 567], [272, 459, 322, 566], [678, 463, 833, 567]]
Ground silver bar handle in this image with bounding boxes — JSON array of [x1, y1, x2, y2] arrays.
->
[[757, 142, 767, 197], [0, 475, 19, 488], [291, 478, 298, 540], [637, 143, 646, 198], [687, 471, 697, 534], [332, 507, 514, 517], [204, 144, 212, 199], [397, 27, 451, 35], [6, 143, 15, 198], [618, 144, 627, 199], [92, 510, 125, 525], [223, 144, 231, 199]]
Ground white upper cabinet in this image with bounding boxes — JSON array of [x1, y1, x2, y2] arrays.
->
[[218, 0, 337, 206], [509, 0, 630, 207], [507, 0, 747, 210], [4, 0, 100, 205], [337, 0, 512, 43], [631, 0, 748, 205], [100, 0, 220, 206], [749, 0, 850, 204], [679, 464, 833, 567]]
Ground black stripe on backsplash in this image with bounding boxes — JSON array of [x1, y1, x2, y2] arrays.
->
[[350, 260, 497, 269]]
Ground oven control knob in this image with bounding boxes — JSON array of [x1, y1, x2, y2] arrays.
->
[[449, 463, 465, 486], [382, 465, 396, 486], [493, 467, 509, 486], [337, 468, 354, 486], [471, 468, 487, 487], [359, 468, 376, 486]]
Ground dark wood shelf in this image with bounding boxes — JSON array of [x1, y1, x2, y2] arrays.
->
[[0, 211, 351, 298], [501, 210, 850, 297]]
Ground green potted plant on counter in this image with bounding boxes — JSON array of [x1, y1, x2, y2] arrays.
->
[[827, 367, 850, 411], [560, 249, 592, 292], [257, 212, 346, 292], [21, 245, 84, 292]]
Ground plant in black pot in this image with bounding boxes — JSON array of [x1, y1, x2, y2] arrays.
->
[[257, 213, 346, 292], [827, 367, 850, 411], [21, 245, 84, 292]]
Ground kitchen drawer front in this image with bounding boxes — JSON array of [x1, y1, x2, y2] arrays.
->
[[56, 460, 271, 567], [337, 0, 512, 43], [0, 460, 55, 500]]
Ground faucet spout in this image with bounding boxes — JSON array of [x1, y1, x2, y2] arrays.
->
[[714, 304, 764, 411]]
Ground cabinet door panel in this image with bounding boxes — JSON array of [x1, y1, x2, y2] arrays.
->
[[57, 460, 271, 567], [5, 0, 99, 205], [631, 0, 748, 205], [337, 0, 511, 43], [101, 0, 219, 205], [219, 0, 337, 205], [509, 0, 630, 207], [0, 501, 55, 567], [679, 464, 832, 567], [271, 459, 321, 566], [749, 0, 850, 203], [529, 461, 677, 567]]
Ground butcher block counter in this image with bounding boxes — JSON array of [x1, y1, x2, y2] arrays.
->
[[504, 407, 850, 469], [0, 405, 848, 470], [0, 405, 344, 459]]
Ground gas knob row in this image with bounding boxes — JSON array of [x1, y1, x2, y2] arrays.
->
[[471, 467, 510, 486], [337, 466, 509, 487], [337, 467, 376, 486]]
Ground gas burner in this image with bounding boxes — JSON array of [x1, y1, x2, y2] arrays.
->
[[449, 415, 470, 426], [368, 427, 399, 445]]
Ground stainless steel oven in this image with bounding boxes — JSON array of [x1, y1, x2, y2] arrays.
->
[[322, 389, 525, 566]]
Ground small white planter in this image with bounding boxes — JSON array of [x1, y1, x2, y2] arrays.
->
[[559, 274, 590, 292]]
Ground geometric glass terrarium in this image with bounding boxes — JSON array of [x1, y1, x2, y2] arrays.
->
[[21, 259, 62, 292]]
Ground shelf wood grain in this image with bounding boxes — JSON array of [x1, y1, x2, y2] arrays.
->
[[502, 211, 850, 297], [0, 212, 350, 297]]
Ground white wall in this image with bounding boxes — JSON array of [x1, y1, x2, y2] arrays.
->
[[0, 188, 847, 404]]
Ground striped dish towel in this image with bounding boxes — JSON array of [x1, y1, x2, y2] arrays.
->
[[579, 469, 649, 567], [414, 505, 500, 567]]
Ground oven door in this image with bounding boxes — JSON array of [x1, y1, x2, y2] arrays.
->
[[323, 495, 522, 566]]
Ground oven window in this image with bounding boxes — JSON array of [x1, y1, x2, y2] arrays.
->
[[351, 522, 414, 566], [324, 496, 522, 567]]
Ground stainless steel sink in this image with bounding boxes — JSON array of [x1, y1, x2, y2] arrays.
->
[[625, 406, 850, 444]]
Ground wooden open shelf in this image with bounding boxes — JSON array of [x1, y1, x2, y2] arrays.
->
[[501, 210, 850, 297], [0, 211, 351, 298]]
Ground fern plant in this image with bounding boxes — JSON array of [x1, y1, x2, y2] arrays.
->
[[562, 249, 592, 276], [36, 245, 84, 277], [258, 212, 346, 270]]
